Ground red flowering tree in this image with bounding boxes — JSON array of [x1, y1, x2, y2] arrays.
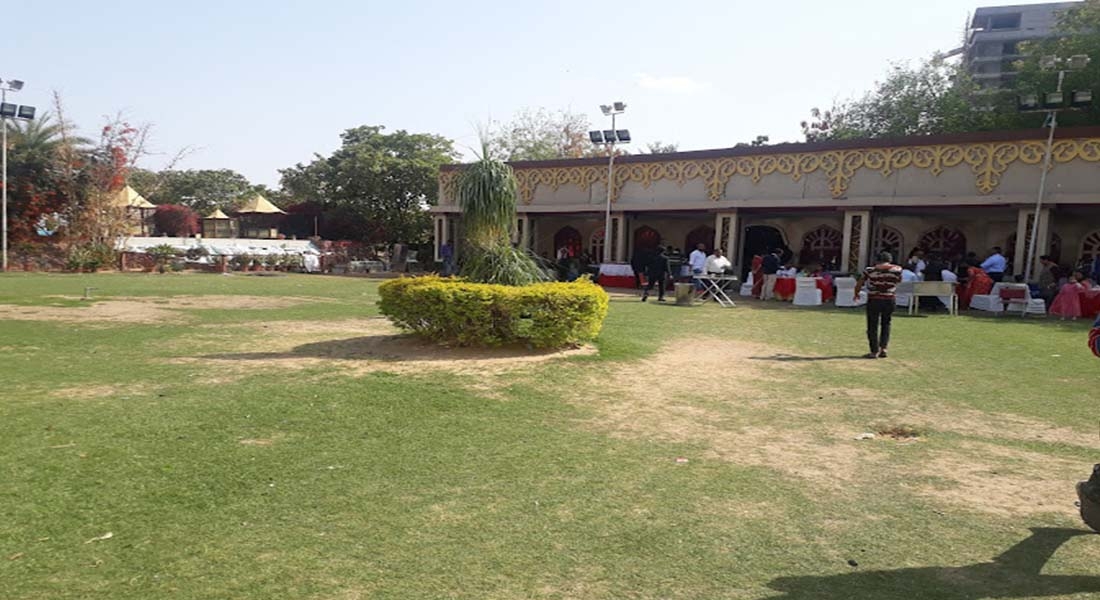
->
[[152, 204, 200, 236]]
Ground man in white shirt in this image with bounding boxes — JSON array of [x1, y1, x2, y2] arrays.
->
[[705, 248, 732, 274], [939, 267, 958, 309], [907, 249, 927, 280], [688, 243, 707, 289], [980, 246, 1007, 282]]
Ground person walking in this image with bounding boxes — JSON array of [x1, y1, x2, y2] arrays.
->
[[642, 246, 670, 302], [854, 251, 903, 359]]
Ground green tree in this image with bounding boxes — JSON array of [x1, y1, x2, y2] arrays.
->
[[802, 54, 1022, 141], [1015, 0, 1100, 126], [644, 141, 680, 154], [128, 169, 255, 215], [278, 125, 457, 244]]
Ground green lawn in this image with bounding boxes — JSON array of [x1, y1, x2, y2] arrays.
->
[[1, 272, 1098, 599]]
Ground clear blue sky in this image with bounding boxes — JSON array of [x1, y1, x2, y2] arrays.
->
[[1, 0, 1065, 185]]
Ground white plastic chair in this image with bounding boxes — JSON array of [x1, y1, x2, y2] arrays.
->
[[834, 277, 866, 307], [970, 282, 1007, 313], [792, 277, 822, 306], [740, 272, 755, 297]]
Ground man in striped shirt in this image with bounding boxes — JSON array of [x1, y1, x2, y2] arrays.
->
[[854, 252, 904, 359], [1090, 315, 1100, 358]]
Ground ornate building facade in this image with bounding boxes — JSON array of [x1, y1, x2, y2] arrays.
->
[[433, 127, 1100, 277]]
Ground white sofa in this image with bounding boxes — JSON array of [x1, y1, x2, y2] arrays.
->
[[835, 277, 866, 307], [793, 277, 823, 306]]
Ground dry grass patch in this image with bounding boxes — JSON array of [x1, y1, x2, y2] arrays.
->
[[913, 441, 1086, 517], [0, 295, 315, 325], [49, 383, 152, 400]]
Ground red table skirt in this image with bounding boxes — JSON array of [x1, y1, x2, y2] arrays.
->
[[772, 278, 833, 302], [598, 275, 638, 288], [1084, 290, 1100, 318]]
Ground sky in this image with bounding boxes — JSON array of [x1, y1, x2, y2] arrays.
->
[[0, 0, 1069, 186]]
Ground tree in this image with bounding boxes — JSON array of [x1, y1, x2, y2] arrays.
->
[[456, 144, 546, 285], [152, 204, 200, 236], [487, 108, 595, 161], [278, 125, 457, 244], [801, 55, 1021, 141], [735, 135, 770, 148], [644, 141, 680, 154], [1015, 0, 1100, 126], [128, 168, 255, 215]]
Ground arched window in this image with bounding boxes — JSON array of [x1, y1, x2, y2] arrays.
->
[[874, 226, 904, 258], [799, 225, 843, 266], [684, 226, 715, 254], [1082, 230, 1100, 263], [589, 229, 605, 262], [918, 226, 967, 259], [553, 226, 582, 258]]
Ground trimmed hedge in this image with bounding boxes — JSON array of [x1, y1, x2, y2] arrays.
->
[[378, 276, 610, 348]]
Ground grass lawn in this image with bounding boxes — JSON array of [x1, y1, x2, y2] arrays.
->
[[2, 272, 1098, 599]]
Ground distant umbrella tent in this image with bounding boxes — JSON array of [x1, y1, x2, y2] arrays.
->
[[235, 194, 286, 239], [202, 208, 238, 239], [111, 185, 156, 235]]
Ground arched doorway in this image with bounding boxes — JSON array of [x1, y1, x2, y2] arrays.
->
[[799, 225, 843, 267], [741, 225, 787, 279], [684, 225, 715, 254], [918, 226, 967, 259], [589, 229, 605, 262], [553, 226, 582, 258], [1080, 230, 1100, 263], [633, 226, 661, 253]]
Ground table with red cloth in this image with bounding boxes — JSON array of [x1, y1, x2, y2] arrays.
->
[[597, 263, 637, 288], [1083, 289, 1100, 318], [771, 277, 833, 302]]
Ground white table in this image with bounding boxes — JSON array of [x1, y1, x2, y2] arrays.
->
[[694, 274, 739, 307]]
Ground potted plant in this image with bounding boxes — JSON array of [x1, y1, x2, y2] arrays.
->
[[264, 254, 279, 271], [148, 244, 178, 274]]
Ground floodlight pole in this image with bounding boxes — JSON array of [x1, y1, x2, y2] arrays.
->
[[1024, 69, 1064, 283], [2, 85, 9, 273], [603, 111, 616, 264]]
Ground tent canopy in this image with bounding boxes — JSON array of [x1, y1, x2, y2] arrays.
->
[[236, 194, 285, 214], [205, 208, 231, 219], [111, 185, 155, 209]]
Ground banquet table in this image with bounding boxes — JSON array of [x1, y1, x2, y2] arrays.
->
[[772, 277, 833, 302], [597, 263, 637, 288], [1084, 289, 1100, 318]]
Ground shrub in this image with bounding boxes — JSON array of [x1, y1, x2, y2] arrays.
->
[[147, 244, 178, 273], [153, 204, 200, 237], [378, 276, 609, 349]]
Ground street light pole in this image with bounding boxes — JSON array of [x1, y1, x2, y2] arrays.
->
[[2, 86, 8, 272], [1024, 69, 1064, 283], [603, 111, 616, 264]]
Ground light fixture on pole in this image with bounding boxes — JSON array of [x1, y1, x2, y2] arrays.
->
[[589, 102, 629, 264], [1, 77, 37, 273], [1016, 55, 1092, 282]]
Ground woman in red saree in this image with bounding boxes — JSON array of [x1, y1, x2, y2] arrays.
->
[[750, 254, 764, 298], [960, 264, 994, 309]]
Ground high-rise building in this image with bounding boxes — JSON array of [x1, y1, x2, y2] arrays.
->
[[964, 2, 1081, 88]]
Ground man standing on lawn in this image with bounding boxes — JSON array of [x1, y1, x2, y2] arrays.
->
[[642, 246, 670, 302], [854, 251, 903, 359], [761, 248, 782, 300]]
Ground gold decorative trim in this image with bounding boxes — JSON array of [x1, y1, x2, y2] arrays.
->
[[440, 139, 1100, 204]]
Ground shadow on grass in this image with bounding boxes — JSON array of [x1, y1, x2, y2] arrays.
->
[[202, 335, 575, 363], [765, 527, 1100, 600], [749, 354, 868, 362]]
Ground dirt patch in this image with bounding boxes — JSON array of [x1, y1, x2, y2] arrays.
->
[[49, 384, 151, 400], [238, 438, 275, 446], [576, 337, 885, 486], [914, 441, 1084, 517], [176, 318, 597, 377], [1, 295, 314, 325]]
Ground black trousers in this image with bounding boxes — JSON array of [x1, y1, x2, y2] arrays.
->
[[989, 272, 1004, 283], [866, 298, 895, 353], [644, 273, 666, 298]]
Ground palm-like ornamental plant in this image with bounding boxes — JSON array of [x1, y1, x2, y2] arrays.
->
[[456, 144, 547, 285]]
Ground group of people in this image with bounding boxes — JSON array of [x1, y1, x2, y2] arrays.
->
[[749, 248, 833, 301], [630, 243, 734, 301]]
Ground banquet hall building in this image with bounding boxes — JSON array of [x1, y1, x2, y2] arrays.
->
[[432, 127, 1100, 278]]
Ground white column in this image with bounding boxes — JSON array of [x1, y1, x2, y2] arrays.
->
[[518, 215, 531, 250], [613, 213, 627, 263], [1015, 207, 1051, 279], [841, 210, 871, 272], [433, 215, 448, 262], [1013, 208, 1030, 275]]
